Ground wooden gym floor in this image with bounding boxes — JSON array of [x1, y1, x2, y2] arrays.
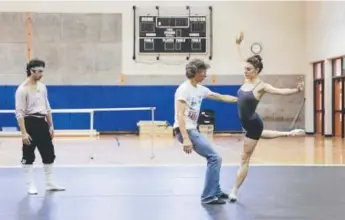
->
[[0, 134, 344, 166], [1, 134, 345, 220]]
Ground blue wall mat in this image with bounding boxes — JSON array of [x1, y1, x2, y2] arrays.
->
[[0, 85, 242, 132]]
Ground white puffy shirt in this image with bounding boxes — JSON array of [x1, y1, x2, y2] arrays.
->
[[15, 80, 52, 119]]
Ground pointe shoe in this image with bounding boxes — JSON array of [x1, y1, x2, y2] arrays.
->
[[229, 189, 238, 202], [44, 164, 66, 191], [229, 193, 237, 202], [289, 129, 305, 136]]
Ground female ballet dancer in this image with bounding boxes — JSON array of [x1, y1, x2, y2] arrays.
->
[[229, 32, 305, 202]]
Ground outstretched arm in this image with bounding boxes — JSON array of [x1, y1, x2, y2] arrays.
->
[[206, 92, 238, 103], [263, 82, 303, 95]]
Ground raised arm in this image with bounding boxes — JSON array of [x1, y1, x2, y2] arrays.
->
[[236, 32, 245, 61], [263, 81, 304, 95]]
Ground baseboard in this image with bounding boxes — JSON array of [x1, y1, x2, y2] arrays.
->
[[324, 134, 333, 137], [100, 131, 139, 135], [215, 131, 244, 134], [99, 130, 244, 136], [305, 132, 314, 135]]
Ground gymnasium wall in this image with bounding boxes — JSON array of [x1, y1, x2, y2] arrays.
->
[[304, 1, 345, 134], [0, 1, 306, 133]]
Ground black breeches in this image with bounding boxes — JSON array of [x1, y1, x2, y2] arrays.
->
[[21, 116, 56, 165]]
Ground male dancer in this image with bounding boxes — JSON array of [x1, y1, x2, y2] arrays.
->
[[173, 58, 237, 204], [15, 58, 65, 195]]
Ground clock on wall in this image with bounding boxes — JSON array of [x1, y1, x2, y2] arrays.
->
[[251, 42, 262, 54]]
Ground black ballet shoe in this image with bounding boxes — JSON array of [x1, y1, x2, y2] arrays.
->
[[203, 197, 226, 205], [217, 193, 229, 199]]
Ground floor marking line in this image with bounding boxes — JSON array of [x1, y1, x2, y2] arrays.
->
[[1, 163, 345, 168]]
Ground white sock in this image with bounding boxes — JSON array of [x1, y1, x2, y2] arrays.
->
[[22, 164, 38, 195], [43, 164, 65, 191]]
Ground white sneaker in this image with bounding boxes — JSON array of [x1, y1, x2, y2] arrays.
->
[[23, 164, 38, 195], [43, 164, 65, 191]]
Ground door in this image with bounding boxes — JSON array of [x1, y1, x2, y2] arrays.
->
[[314, 80, 324, 134], [333, 78, 343, 137]]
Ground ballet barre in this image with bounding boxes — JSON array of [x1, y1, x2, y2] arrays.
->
[[0, 107, 156, 138]]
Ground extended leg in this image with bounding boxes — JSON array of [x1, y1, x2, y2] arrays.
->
[[261, 129, 305, 139]]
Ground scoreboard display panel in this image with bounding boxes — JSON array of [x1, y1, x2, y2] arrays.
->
[[139, 16, 207, 54]]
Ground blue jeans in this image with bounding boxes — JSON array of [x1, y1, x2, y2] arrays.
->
[[175, 129, 223, 203]]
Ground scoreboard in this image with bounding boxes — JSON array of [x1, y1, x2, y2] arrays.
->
[[139, 16, 207, 54]]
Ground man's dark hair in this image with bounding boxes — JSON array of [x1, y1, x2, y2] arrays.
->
[[185, 59, 210, 79], [26, 58, 45, 77]]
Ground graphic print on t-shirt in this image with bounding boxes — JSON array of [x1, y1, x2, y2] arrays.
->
[[186, 95, 203, 124], [187, 108, 198, 123]]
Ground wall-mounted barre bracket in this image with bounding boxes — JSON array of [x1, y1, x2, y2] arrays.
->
[[186, 6, 191, 61], [208, 6, 213, 60], [132, 5, 137, 60], [156, 5, 160, 61]]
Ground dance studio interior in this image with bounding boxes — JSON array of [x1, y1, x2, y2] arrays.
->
[[0, 0, 344, 219]]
